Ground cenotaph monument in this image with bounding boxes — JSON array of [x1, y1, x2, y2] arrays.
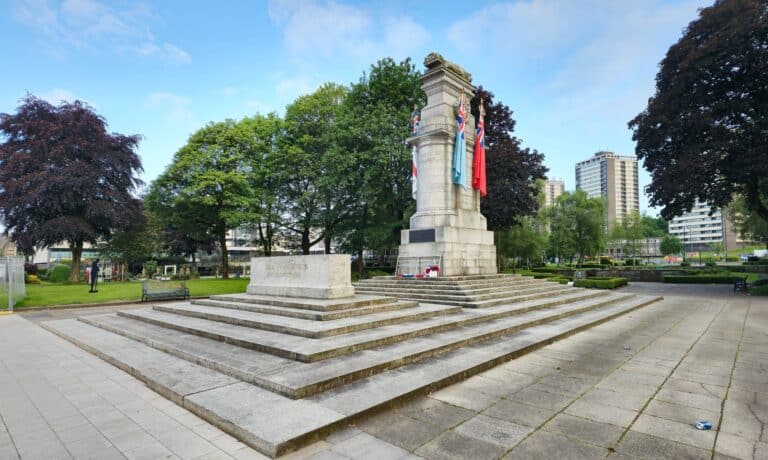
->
[[398, 53, 497, 276]]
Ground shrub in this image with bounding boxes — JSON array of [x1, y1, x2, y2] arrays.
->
[[48, 264, 71, 283], [680, 261, 691, 267], [25, 274, 41, 284], [36, 268, 48, 280], [663, 275, 744, 284], [573, 277, 628, 289], [577, 263, 603, 269], [599, 257, 612, 266], [750, 278, 768, 287], [546, 277, 570, 285], [704, 260, 717, 268], [24, 263, 38, 275]]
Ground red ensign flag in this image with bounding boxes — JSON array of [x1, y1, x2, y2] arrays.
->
[[472, 100, 487, 196]]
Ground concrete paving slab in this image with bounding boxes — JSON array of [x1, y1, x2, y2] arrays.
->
[[398, 397, 476, 430], [632, 414, 716, 450], [482, 399, 555, 428], [616, 430, 711, 459], [502, 429, 607, 460], [414, 430, 506, 460], [453, 414, 532, 449], [565, 400, 638, 428], [328, 432, 410, 460], [354, 410, 444, 451], [542, 413, 623, 447]]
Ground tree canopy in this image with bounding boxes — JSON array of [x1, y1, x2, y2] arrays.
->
[[629, 0, 768, 221], [146, 119, 258, 278], [0, 96, 143, 281], [546, 191, 606, 264], [470, 87, 548, 231], [660, 234, 684, 256]]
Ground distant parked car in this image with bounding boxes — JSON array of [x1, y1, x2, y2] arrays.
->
[[740, 254, 750, 262]]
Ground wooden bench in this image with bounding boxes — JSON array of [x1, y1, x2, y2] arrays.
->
[[141, 280, 190, 302], [733, 278, 748, 293]]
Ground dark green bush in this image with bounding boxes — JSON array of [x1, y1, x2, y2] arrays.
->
[[600, 257, 612, 265], [704, 260, 718, 268], [573, 277, 628, 289], [680, 261, 691, 267], [48, 264, 71, 283], [750, 278, 768, 286], [663, 275, 744, 284]]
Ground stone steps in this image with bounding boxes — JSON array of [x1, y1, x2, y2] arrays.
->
[[42, 293, 660, 458], [354, 277, 537, 291], [116, 290, 609, 362], [207, 293, 397, 312], [190, 298, 420, 321], [80, 292, 632, 399], [354, 282, 571, 303], [352, 278, 545, 295], [150, 302, 461, 338], [371, 273, 520, 282], [355, 284, 577, 308]]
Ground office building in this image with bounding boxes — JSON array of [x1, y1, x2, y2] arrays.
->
[[575, 151, 639, 228], [543, 180, 565, 207]]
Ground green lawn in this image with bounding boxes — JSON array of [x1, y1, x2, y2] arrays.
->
[[15, 278, 250, 308]]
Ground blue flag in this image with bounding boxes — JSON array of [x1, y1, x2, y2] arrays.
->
[[452, 94, 467, 187]]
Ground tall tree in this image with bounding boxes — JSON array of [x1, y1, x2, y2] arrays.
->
[[548, 191, 606, 265], [0, 96, 143, 281], [610, 211, 645, 259], [660, 234, 684, 256], [338, 57, 425, 267], [629, 0, 768, 221], [470, 87, 548, 231], [146, 120, 257, 278], [727, 195, 768, 248], [641, 214, 668, 237], [99, 209, 163, 280], [278, 83, 350, 254]]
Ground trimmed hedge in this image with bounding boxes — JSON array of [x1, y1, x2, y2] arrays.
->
[[48, 264, 71, 283], [573, 277, 628, 289], [750, 278, 768, 287], [663, 275, 745, 284]]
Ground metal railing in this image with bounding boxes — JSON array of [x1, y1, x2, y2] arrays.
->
[[395, 256, 443, 278], [0, 256, 26, 311]]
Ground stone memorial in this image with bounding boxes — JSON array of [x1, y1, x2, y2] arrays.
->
[[398, 53, 497, 276], [247, 254, 355, 299]]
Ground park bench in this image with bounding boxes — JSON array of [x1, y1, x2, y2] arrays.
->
[[141, 280, 190, 302], [733, 278, 748, 293]]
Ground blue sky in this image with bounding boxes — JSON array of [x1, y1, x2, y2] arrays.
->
[[1, 0, 710, 214]]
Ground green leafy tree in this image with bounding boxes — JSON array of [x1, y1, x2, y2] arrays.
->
[[727, 195, 768, 248], [497, 217, 547, 269], [338, 58, 426, 267], [547, 191, 605, 265], [278, 83, 351, 254], [99, 210, 164, 280], [147, 120, 258, 278], [641, 214, 668, 237], [0, 96, 143, 281], [610, 211, 645, 260], [239, 114, 284, 256], [660, 234, 684, 256], [629, 0, 768, 222]]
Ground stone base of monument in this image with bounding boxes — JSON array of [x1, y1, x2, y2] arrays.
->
[[398, 225, 497, 276], [43, 253, 662, 457]]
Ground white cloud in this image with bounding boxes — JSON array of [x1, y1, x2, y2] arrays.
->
[[13, 0, 191, 64], [146, 92, 193, 122], [268, 0, 429, 65]]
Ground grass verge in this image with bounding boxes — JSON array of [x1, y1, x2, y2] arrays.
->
[[15, 278, 250, 308]]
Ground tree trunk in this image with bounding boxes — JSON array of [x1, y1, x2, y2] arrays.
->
[[218, 228, 229, 279], [324, 233, 332, 254], [69, 241, 83, 282], [301, 230, 310, 255]]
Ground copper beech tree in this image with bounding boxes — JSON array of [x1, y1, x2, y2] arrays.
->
[[0, 96, 143, 281]]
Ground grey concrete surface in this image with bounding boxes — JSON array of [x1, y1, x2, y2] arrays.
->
[[8, 282, 768, 459]]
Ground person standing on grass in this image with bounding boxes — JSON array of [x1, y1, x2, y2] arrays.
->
[[89, 258, 100, 293]]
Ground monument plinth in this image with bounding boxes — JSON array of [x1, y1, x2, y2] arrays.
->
[[247, 254, 355, 299], [399, 53, 497, 276]]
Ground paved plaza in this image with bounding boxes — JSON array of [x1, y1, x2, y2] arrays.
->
[[0, 283, 765, 459]]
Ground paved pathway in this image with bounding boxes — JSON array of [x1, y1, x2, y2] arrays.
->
[[3, 283, 767, 459], [0, 313, 264, 460]]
